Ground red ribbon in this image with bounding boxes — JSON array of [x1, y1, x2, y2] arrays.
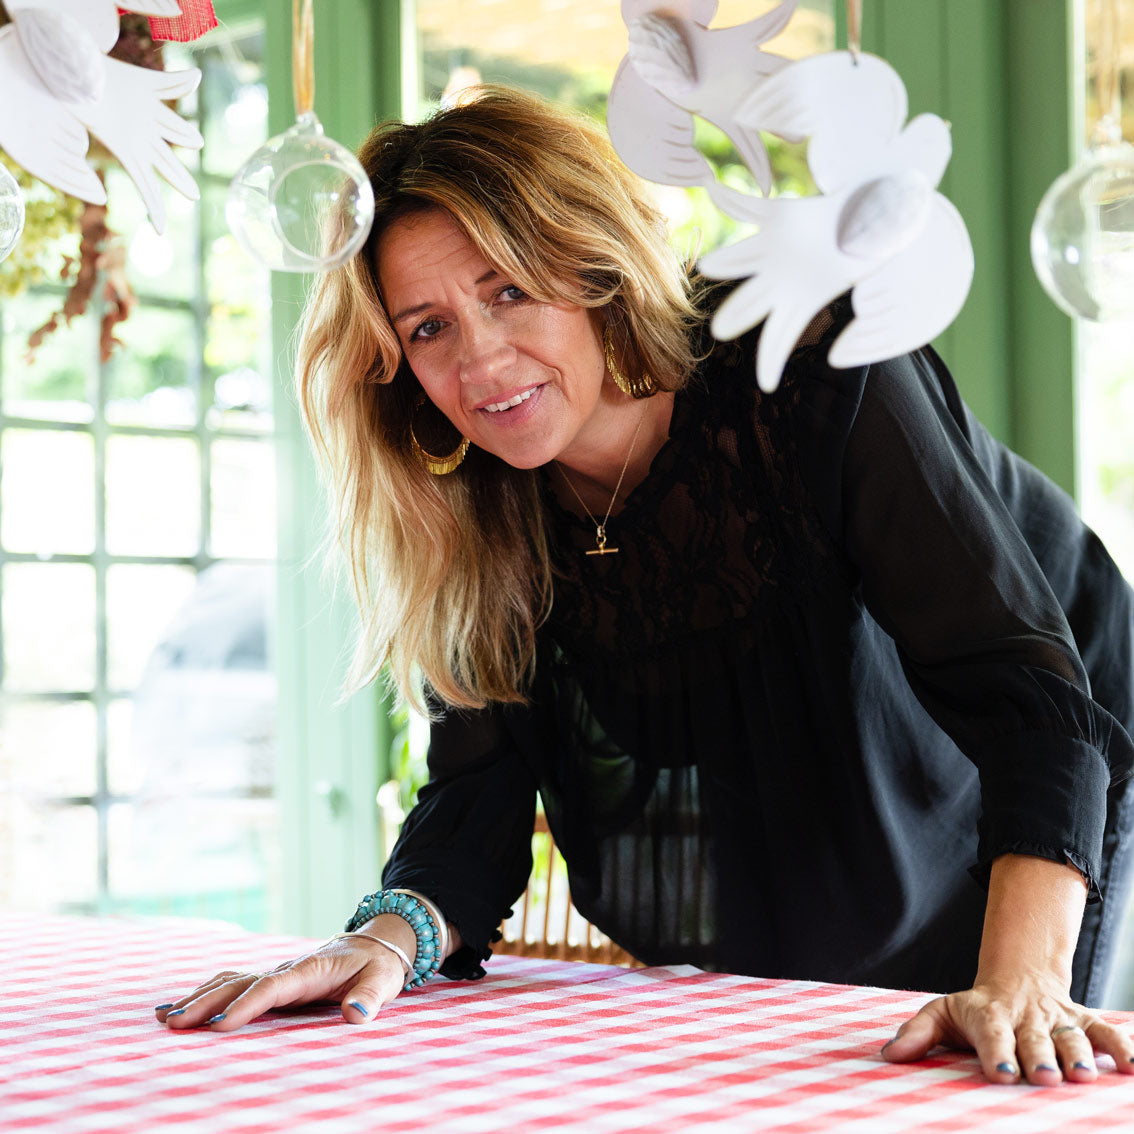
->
[[117, 2, 219, 42]]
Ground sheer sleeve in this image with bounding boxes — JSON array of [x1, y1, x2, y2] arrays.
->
[[795, 345, 1132, 895], [379, 702, 537, 978]]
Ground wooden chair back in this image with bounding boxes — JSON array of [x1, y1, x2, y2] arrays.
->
[[496, 812, 641, 967]]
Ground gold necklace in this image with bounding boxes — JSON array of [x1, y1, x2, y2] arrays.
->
[[557, 407, 649, 557]]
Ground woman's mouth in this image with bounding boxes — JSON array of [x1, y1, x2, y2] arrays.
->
[[482, 387, 539, 414]]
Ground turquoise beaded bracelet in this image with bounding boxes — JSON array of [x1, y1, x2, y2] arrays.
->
[[345, 889, 447, 990]]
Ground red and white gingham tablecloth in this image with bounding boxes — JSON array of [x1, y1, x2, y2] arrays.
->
[[3, 912, 1134, 1132]]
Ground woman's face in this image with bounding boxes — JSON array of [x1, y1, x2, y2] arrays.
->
[[376, 208, 609, 471]]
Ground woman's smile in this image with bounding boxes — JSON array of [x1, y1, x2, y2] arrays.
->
[[480, 385, 541, 414]]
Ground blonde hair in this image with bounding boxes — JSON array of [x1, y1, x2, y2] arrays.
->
[[298, 86, 701, 710]]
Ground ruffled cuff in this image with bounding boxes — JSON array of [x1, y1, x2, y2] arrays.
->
[[379, 850, 522, 981], [969, 731, 1110, 902]]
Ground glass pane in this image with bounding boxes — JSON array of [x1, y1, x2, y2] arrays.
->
[[413, 1, 832, 247], [106, 564, 198, 690], [1, 429, 95, 556], [203, 179, 273, 434], [111, 796, 275, 925], [105, 435, 201, 556], [106, 166, 198, 303], [210, 439, 277, 558], [105, 307, 198, 428], [208, 365, 273, 434], [127, 564, 274, 794], [3, 563, 95, 692], [121, 569, 276, 923], [415, 1, 830, 105], [1078, 0, 1134, 582], [198, 30, 268, 179], [106, 696, 139, 796], [1078, 323, 1134, 578], [0, 699, 97, 797], [3, 800, 98, 910], [0, 292, 95, 424]]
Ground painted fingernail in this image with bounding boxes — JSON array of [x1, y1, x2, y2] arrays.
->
[[996, 1062, 1018, 1075], [207, 1013, 227, 1024], [348, 1000, 369, 1017], [1034, 1063, 1057, 1073], [1073, 1061, 1093, 1071], [154, 1003, 174, 1011], [166, 1008, 186, 1018]]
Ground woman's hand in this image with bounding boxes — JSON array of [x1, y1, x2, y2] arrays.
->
[[883, 852, 1134, 1084], [881, 971, 1134, 1084], [155, 916, 420, 1032]]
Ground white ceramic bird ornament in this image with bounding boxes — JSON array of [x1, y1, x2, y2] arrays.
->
[[0, 0, 203, 235], [698, 51, 975, 392], [607, 0, 797, 200]]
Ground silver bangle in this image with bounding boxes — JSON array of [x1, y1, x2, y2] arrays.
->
[[328, 931, 415, 981]]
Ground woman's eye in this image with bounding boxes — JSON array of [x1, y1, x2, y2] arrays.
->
[[498, 285, 528, 303], [410, 317, 443, 342]]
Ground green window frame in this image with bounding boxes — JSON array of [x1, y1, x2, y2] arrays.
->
[[267, 0, 404, 934], [0, 4, 277, 922]]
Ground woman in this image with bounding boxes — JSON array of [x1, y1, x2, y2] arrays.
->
[[157, 87, 1134, 1086]]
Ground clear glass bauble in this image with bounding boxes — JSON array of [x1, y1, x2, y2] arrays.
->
[[1031, 143, 1134, 322], [226, 111, 374, 273], [0, 162, 26, 264]]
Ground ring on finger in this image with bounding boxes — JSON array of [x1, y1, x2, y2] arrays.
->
[[1051, 1025, 1086, 1039]]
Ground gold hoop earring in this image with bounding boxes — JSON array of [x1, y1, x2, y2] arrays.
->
[[409, 393, 470, 475], [603, 324, 656, 399]]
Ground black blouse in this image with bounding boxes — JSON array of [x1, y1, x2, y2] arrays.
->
[[380, 315, 1134, 1004]]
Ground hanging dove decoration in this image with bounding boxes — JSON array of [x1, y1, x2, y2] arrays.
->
[[697, 51, 974, 391], [606, 0, 975, 395], [607, 0, 797, 199], [0, 0, 203, 235], [698, 51, 973, 391]]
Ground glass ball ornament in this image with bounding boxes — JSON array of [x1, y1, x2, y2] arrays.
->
[[0, 162, 26, 264], [226, 111, 374, 273], [1031, 143, 1134, 322]]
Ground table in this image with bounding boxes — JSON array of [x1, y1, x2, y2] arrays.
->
[[4, 913, 1134, 1132]]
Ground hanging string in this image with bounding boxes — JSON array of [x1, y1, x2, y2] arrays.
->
[[846, 0, 862, 62], [292, 0, 315, 117], [1090, 0, 1122, 146]]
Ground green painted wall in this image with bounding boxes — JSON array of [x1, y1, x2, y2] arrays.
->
[[265, 0, 404, 935]]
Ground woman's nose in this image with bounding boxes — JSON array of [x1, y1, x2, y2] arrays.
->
[[458, 314, 516, 383]]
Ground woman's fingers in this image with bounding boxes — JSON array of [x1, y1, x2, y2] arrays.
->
[[965, 1013, 1025, 1084], [160, 971, 263, 1028], [157, 940, 411, 1032], [1080, 1018, 1134, 1076], [1049, 1024, 1097, 1082], [338, 958, 407, 1024], [205, 968, 315, 1032], [1012, 1023, 1065, 1085], [155, 969, 241, 1016], [881, 997, 949, 1064]]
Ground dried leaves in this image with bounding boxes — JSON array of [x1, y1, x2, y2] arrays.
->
[[2, 13, 166, 361], [24, 193, 137, 363]]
